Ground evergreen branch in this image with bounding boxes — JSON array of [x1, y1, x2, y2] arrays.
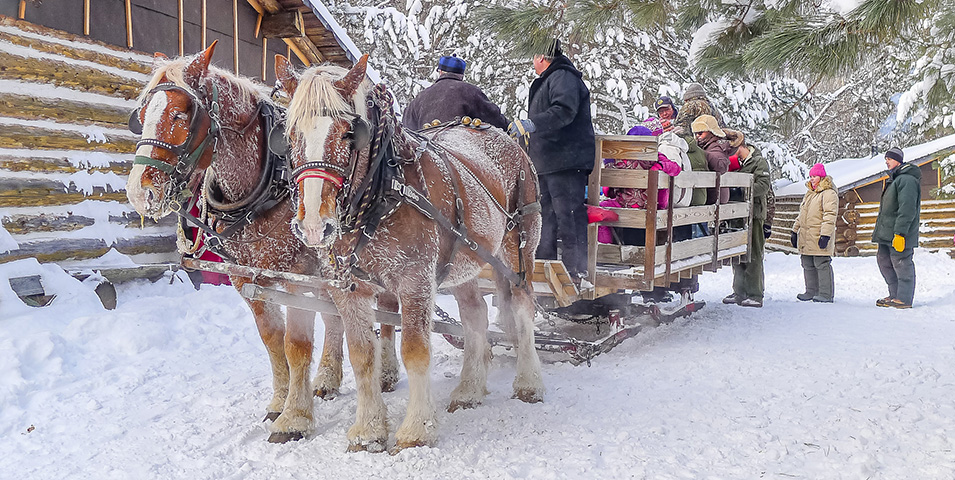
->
[[472, 4, 565, 57], [565, 0, 669, 38], [847, 0, 939, 41], [740, 15, 865, 78]]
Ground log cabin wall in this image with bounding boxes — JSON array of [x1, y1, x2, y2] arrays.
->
[[0, 1, 353, 267], [3, 0, 302, 84], [0, 16, 175, 265]]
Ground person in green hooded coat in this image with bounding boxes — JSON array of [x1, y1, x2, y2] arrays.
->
[[872, 147, 921, 309]]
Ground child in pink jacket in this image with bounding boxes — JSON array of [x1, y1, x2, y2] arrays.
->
[[598, 125, 682, 244]]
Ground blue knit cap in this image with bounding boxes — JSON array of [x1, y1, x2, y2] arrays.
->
[[437, 55, 466, 74]]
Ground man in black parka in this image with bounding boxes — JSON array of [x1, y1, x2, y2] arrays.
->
[[402, 54, 508, 131], [873, 147, 921, 309], [509, 39, 595, 282]]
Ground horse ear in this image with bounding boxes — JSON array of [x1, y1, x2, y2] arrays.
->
[[184, 40, 218, 87], [152, 52, 168, 69], [274, 54, 298, 96], [333, 54, 368, 96]]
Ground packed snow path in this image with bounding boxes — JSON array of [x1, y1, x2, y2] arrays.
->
[[2, 250, 955, 479]]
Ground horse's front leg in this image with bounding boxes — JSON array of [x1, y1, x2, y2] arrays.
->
[[234, 277, 289, 422], [448, 279, 491, 412], [268, 296, 316, 443], [335, 289, 388, 453], [377, 292, 400, 393], [394, 290, 438, 450]]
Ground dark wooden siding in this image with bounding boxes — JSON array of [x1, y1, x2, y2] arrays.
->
[[12, 0, 293, 84]]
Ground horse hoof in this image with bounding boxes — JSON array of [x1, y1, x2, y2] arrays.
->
[[346, 439, 386, 453], [263, 412, 281, 422], [447, 400, 478, 413], [513, 389, 544, 404], [391, 438, 429, 453], [381, 380, 397, 393], [314, 387, 338, 400], [268, 431, 304, 444]]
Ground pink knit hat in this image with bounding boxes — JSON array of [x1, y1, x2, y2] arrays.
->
[[809, 163, 826, 177]]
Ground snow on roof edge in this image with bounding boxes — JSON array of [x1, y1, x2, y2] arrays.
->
[[302, 0, 382, 85], [775, 133, 955, 198]]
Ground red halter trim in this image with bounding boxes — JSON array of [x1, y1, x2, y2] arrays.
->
[[295, 168, 344, 189], [290, 161, 348, 190]]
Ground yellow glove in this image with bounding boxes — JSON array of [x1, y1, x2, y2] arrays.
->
[[892, 234, 905, 252]]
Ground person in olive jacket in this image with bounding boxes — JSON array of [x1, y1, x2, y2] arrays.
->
[[722, 141, 773, 308], [791, 163, 839, 303], [508, 39, 595, 282], [402, 54, 509, 131], [872, 147, 921, 309]]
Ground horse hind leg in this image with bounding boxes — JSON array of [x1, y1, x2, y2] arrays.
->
[[268, 302, 316, 443], [238, 282, 289, 423], [377, 292, 401, 393], [336, 290, 389, 453], [494, 269, 545, 404], [313, 311, 343, 399], [448, 279, 491, 412]]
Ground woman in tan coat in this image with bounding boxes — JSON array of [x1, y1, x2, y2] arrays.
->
[[791, 163, 839, 302]]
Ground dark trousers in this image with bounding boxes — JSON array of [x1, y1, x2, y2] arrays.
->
[[733, 219, 766, 301], [537, 170, 589, 277], [800, 254, 833, 301], [876, 243, 916, 304]]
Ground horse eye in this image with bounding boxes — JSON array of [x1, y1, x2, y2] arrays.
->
[[175, 112, 189, 121]]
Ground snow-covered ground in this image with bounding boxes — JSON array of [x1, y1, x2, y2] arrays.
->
[[2, 250, 955, 479]]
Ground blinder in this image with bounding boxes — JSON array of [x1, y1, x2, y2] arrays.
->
[[348, 116, 371, 151], [268, 121, 289, 157], [128, 108, 143, 135]]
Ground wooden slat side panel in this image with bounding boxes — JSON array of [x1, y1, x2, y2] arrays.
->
[[599, 137, 657, 161], [673, 171, 718, 189]]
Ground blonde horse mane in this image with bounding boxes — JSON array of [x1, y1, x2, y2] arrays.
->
[[139, 55, 267, 104], [286, 64, 372, 136]]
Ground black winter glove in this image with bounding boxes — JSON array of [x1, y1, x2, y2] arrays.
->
[[790, 231, 798, 249], [763, 223, 772, 239], [818, 235, 830, 249]]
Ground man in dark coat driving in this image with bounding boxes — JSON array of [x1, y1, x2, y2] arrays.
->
[[402, 54, 508, 131]]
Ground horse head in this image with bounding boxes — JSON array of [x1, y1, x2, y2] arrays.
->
[[276, 54, 373, 248], [126, 41, 220, 219]]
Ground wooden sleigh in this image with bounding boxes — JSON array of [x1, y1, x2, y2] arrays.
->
[[179, 135, 754, 364]]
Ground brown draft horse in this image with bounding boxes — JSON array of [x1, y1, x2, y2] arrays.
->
[[276, 54, 544, 452], [123, 42, 400, 443]]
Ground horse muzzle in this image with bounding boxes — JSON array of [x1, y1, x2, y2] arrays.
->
[[125, 164, 171, 219]]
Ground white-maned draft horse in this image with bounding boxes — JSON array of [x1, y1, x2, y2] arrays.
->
[[274, 54, 544, 452]]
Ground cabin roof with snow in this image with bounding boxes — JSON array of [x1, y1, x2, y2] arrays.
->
[[774, 133, 955, 199]]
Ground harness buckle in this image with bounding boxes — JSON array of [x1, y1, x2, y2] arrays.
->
[[206, 235, 224, 250], [506, 219, 517, 231]]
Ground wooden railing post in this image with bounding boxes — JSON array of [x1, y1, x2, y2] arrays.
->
[[643, 169, 658, 290]]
